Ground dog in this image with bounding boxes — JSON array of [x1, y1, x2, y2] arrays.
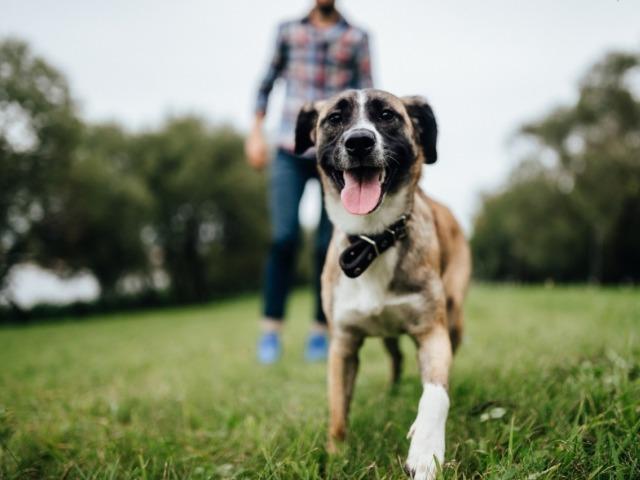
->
[[294, 89, 471, 479]]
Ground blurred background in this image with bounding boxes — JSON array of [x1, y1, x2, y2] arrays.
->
[[1, 0, 639, 319]]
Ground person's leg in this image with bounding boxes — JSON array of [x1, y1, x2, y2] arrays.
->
[[313, 199, 333, 326], [305, 175, 333, 361], [262, 149, 307, 326], [259, 149, 308, 363]]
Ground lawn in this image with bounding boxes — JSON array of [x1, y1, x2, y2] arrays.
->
[[0, 285, 638, 479]]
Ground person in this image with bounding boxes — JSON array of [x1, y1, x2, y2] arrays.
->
[[246, 0, 373, 364]]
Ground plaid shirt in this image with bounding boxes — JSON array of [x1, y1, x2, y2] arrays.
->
[[256, 13, 373, 151]]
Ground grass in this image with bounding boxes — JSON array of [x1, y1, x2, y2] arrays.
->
[[0, 284, 638, 479]]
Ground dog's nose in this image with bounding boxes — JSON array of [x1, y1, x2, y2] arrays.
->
[[344, 129, 376, 157]]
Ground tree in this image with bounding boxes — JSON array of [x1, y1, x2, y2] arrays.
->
[[472, 50, 640, 283], [32, 123, 154, 297], [0, 38, 80, 292], [472, 161, 591, 282], [522, 51, 640, 282], [1, 38, 270, 309], [132, 117, 269, 302]]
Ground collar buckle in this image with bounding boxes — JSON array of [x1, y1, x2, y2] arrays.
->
[[357, 234, 381, 257], [338, 213, 410, 278]]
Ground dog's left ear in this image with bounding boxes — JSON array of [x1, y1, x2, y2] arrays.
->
[[294, 103, 320, 155], [402, 96, 438, 164]]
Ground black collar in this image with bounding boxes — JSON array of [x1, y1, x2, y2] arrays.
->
[[339, 215, 409, 278]]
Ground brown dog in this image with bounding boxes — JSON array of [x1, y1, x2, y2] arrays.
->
[[294, 89, 471, 479]]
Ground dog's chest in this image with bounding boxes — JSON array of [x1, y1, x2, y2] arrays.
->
[[332, 247, 425, 337]]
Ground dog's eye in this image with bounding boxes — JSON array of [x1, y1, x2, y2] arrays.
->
[[327, 112, 342, 125], [379, 109, 396, 121]]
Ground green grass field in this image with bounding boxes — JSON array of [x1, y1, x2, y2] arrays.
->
[[0, 285, 638, 479]]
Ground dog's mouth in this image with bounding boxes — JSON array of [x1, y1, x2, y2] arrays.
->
[[328, 166, 389, 215]]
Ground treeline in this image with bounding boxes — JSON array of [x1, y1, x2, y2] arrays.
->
[[471, 50, 640, 283], [0, 38, 270, 316], [2, 38, 638, 321]]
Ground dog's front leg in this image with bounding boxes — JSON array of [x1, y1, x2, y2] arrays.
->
[[405, 321, 452, 480], [327, 331, 363, 453]]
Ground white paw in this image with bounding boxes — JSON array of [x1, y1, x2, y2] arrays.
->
[[403, 383, 449, 479], [404, 430, 443, 479]]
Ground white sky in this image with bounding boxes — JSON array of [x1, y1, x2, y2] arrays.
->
[[2, 0, 640, 233]]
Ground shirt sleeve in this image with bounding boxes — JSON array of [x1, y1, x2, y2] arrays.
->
[[255, 24, 288, 115], [354, 32, 373, 89]]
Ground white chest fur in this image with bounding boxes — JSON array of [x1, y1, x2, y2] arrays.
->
[[332, 246, 425, 337]]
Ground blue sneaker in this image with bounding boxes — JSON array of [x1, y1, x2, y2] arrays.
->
[[257, 332, 281, 364], [305, 332, 328, 362]]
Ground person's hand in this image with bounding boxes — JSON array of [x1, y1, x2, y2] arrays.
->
[[245, 121, 269, 170]]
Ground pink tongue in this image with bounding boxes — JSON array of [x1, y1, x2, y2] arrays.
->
[[340, 170, 382, 215]]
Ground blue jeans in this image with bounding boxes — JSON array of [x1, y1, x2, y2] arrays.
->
[[263, 148, 332, 324]]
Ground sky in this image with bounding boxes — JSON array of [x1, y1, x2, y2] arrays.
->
[[3, 0, 640, 228], [1, 0, 639, 303]]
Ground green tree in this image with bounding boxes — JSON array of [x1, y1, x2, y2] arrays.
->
[[1, 38, 270, 309], [133, 117, 269, 302], [0, 38, 80, 292], [522, 51, 640, 281], [472, 50, 640, 283], [32, 123, 154, 297], [472, 160, 590, 282]]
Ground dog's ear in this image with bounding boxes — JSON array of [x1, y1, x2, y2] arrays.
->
[[402, 96, 438, 164], [294, 103, 319, 155]]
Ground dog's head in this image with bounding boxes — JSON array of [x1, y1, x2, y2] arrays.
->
[[294, 89, 437, 233]]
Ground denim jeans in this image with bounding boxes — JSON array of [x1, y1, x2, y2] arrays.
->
[[262, 148, 332, 323]]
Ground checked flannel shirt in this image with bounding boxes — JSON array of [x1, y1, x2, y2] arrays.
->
[[255, 13, 373, 152]]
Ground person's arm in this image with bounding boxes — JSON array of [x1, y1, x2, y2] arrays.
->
[[245, 111, 267, 169], [246, 25, 288, 170], [354, 32, 373, 89]]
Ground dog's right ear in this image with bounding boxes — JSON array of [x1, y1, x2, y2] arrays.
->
[[294, 103, 319, 155]]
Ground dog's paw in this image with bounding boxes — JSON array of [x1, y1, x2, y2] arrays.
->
[[403, 384, 449, 479], [326, 436, 345, 455], [326, 440, 338, 455], [403, 439, 442, 480], [403, 456, 439, 480]]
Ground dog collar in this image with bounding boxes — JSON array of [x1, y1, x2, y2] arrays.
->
[[339, 215, 410, 278]]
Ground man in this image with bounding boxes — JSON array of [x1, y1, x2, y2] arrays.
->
[[246, 0, 373, 364]]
